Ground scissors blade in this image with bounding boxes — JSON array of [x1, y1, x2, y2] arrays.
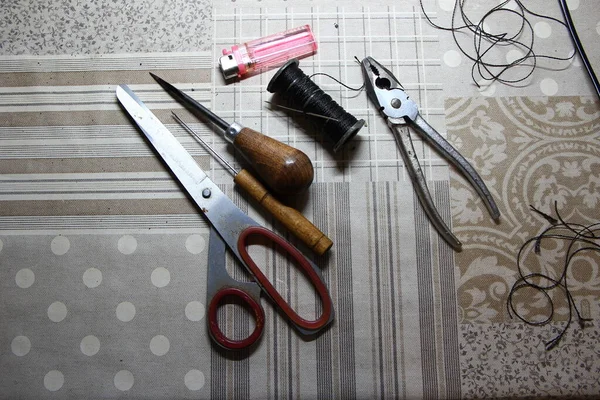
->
[[116, 85, 255, 239], [116, 84, 208, 187]]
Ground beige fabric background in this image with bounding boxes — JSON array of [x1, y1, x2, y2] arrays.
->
[[1, 1, 599, 399], [447, 96, 600, 397]]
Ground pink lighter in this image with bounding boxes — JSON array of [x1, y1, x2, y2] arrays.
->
[[219, 25, 317, 80]]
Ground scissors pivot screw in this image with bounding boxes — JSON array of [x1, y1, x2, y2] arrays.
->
[[202, 188, 212, 198], [391, 98, 402, 109]]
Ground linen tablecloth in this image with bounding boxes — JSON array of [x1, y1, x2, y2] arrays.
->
[[1, 0, 599, 398]]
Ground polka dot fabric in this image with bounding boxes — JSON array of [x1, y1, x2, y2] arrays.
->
[[1, 234, 211, 397]]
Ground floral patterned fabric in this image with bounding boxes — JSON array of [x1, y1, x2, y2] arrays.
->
[[448, 96, 599, 325], [0, 0, 211, 55], [460, 323, 600, 398], [449, 96, 600, 397]]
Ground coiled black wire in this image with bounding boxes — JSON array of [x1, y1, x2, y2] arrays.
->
[[267, 59, 364, 152], [507, 203, 598, 350], [419, 0, 575, 87]]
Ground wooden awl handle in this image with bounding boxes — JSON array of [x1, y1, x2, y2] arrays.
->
[[234, 127, 314, 196], [234, 169, 333, 256]]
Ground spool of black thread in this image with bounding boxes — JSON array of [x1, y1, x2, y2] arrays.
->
[[267, 59, 364, 152]]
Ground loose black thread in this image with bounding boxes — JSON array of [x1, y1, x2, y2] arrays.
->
[[419, 0, 575, 87], [308, 72, 364, 92], [507, 202, 598, 350], [267, 59, 365, 152]]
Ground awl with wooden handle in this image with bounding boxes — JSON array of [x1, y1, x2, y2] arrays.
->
[[173, 112, 333, 256], [150, 73, 314, 196]]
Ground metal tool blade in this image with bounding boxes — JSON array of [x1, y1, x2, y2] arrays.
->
[[116, 84, 208, 186], [149, 73, 230, 132], [116, 84, 257, 250]]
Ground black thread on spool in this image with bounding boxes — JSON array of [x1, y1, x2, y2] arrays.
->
[[267, 59, 364, 152]]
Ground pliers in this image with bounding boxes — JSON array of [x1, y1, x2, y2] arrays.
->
[[361, 57, 500, 251]]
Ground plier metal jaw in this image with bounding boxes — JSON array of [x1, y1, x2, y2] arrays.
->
[[362, 56, 418, 122], [361, 57, 500, 251]]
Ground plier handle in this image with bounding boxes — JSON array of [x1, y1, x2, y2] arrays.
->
[[361, 57, 500, 250]]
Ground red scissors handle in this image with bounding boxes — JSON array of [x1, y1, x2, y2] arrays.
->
[[206, 225, 333, 351], [207, 287, 265, 350], [206, 227, 265, 350], [237, 226, 333, 332]]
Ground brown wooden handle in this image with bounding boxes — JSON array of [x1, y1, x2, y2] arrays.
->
[[234, 169, 333, 256], [233, 127, 314, 196]]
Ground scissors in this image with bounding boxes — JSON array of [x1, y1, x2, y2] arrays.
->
[[361, 57, 500, 251], [116, 84, 334, 350]]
